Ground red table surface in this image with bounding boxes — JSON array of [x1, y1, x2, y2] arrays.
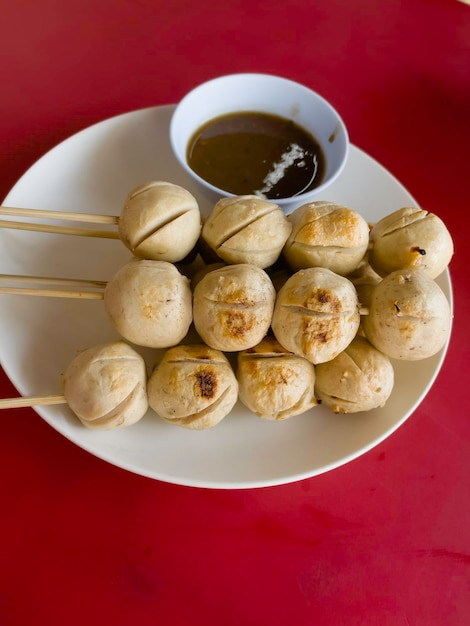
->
[[1, 1, 469, 624]]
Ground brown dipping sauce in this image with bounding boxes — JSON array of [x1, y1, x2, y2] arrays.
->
[[187, 111, 326, 200]]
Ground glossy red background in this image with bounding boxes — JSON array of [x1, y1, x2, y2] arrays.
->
[[1, 1, 469, 624]]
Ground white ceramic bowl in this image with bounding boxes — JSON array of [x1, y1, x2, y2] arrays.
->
[[169, 73, 349, 213]]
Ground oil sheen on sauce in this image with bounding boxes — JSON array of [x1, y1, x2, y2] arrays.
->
[[187, 111, 326, 200]]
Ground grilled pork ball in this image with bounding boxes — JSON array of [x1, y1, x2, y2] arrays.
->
[[104, 259, 192, 348], [272, 267, 360, 364], [237, 335, 317, 420], [63, 341, 148, 430], [314, 336, 394, 413], [362, 268, 451, 360], [147, 344, 238, 429], [118, 181, 201, 262], [282, 201, 370, 275], [368, 207, 453, 279], [201, 195, 292, 268], [193, 263, 276, 352]]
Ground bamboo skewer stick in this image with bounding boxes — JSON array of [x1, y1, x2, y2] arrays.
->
[[0, 206, 119, 223], [0, 206, 120, 239], [0, 395, 67, 409], [0, 274, 108, 287], [0, 274, 106, 299], [0, 219, 120, 238]]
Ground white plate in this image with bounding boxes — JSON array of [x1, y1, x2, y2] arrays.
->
[[1, 105, 453, 489]]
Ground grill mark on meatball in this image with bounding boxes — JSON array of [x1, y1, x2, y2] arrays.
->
[[296, 209, 363, 245], [300, 315, 343, 348], [223, 311, 254, 337], [195, 368, 217, 399], [301, 289, 342, 312]]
